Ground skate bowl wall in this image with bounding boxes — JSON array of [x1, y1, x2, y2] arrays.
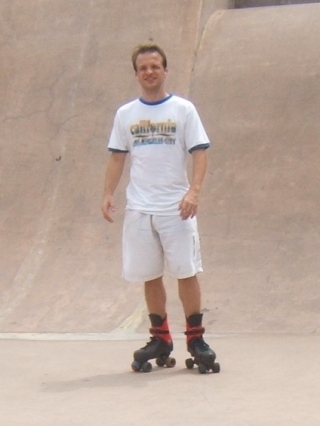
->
[[0, 0, 233, 333], [1, 0, 319, 334], [190, 4, 320, 334]]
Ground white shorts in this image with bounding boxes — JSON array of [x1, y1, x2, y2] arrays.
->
[[122, 210, 203, 282]]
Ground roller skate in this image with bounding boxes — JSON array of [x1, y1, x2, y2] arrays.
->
[[131, 314, 176, 373], [185, 313, 220, 374]]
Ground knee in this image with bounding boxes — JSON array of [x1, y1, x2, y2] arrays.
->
[[178, 275, 198, 285], [145, 276, 164, 287]]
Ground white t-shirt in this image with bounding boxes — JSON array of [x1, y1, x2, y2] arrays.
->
[[108, 94, 210, 215]]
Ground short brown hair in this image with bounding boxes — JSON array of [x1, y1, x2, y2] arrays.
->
[[131, 43, 167, 72]]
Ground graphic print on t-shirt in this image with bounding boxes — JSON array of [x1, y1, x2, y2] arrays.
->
[[130, 119, 176, 148]]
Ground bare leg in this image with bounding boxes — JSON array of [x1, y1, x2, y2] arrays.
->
[[132, 278, 173, 370], [144, 276, 167, 319], [178, 275, 201, 318]]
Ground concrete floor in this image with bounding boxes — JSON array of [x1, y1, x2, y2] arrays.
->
[[1, 333, 320, 425]]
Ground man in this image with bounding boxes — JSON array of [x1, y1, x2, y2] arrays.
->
[[102, 44, 219, 373]]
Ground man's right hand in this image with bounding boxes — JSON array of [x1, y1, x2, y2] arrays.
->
[[102, 195, 116, 223]]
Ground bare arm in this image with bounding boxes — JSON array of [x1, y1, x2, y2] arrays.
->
[[102, 151, 127, 222], [179, 149, 208, 220]]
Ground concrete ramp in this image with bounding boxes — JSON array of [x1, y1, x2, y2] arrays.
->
[[1, 1, 320, 334], [0, 0, 212, 332], [191, 4, 320, 333]]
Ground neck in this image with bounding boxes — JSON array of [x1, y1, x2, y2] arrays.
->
[[140, 88, 169, 103]]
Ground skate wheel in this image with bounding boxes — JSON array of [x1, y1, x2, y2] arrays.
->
[[131, 361, 141, 372], [185, 358, 194, 369], [165, 357, 176, 368], [141, 361, 152, 373], [156, 357, 166, 367], [212, 362, 220, 373], [198, 363, 207, 374]]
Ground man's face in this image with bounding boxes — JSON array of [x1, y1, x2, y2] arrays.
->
[[135, 51, 167, 92]]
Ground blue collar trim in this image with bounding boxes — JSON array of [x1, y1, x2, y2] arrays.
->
[[139, 94, 173, 106]]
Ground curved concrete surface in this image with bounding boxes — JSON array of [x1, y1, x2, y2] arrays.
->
[[190, 4, 320, 334], [1, 1, 320, 425], [1, 0, 319, 334], [0, 0, 220, 333]]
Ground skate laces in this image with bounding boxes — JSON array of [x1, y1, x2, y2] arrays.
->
[[141, 335, 173, 352], [141, 336, 162, 350], [189, 337, 210, 351]]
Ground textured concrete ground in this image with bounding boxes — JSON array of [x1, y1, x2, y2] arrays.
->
[[1, 334, 320, 426], [1, 1, 320, 424]]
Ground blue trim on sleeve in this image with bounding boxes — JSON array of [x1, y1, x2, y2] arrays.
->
[[188, 143, 210, 154], [108, 148, 129, 153], [139, 94, 173, 106]]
